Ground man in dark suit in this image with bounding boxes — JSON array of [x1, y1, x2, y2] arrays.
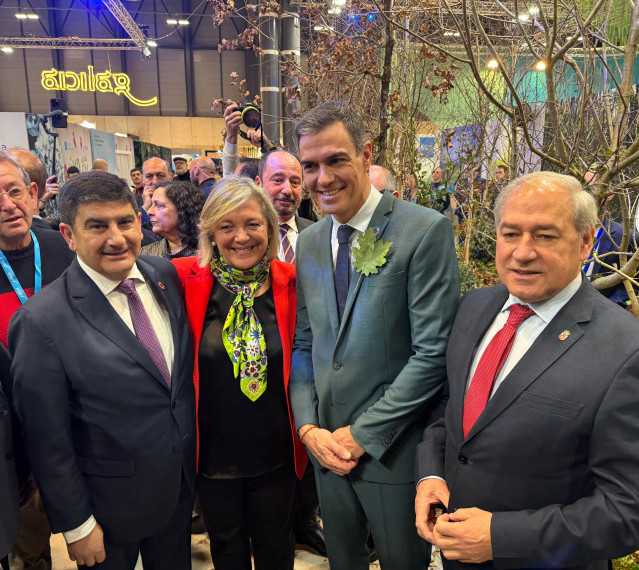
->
[[9, 171, 195, 569], [415, 171, 639, 570], [256, 150, 313, 263], [290, 102, 459, 569]]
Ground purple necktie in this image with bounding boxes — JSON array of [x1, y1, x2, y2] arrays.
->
[[279, 224, 295, 264], [117, 278, 171, 388]]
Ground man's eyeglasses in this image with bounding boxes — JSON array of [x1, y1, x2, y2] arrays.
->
[[0, 187, 27, 202]]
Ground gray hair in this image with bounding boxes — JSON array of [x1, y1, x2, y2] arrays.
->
[[295, 102, 367, 154], [198, 175, 280, 267], [494, 171, 598, 235], [0, 149, 31, 187]]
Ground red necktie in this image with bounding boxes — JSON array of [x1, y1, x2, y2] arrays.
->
[[463, 303, 534, 437], [279, 224, 295, 264]]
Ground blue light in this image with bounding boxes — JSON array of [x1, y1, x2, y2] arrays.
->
[[367, 13, 374, 20]]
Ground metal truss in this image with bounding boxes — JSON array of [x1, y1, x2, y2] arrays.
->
[[0, 0, 150, 56], [0, 36, 139, 50]]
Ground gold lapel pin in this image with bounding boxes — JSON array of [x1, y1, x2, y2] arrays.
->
[[558, 330, 570, 341]]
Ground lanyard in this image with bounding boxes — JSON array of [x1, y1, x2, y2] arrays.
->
[[0, 230, 41, 304]]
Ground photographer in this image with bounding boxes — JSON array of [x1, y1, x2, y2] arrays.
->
[[222, 103, 274, 177]]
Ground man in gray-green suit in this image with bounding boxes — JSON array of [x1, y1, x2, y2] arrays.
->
[[290, 102, 460, 569]]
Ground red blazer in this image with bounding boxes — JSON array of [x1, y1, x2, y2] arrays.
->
[[172, 257, 308, 479]]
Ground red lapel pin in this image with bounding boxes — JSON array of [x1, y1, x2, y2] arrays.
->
[[158, 282, 166, 290]]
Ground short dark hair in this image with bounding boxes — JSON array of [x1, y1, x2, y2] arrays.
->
[[155, 180, 205, 248], [295, 101, 367, 154], [130, 168, 141, 175], [257, 150, 300, 180], [60, 171, 138, 227], [67, 166, 80, 175], [237, 160, 259, 181]]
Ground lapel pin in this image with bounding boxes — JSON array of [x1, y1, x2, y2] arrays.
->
[[558, 330, 570, 341], [374, 226, 380, 235], [158, 282, 166, 290]]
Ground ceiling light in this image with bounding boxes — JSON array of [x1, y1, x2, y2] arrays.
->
[[314, 25, 324, 30], [114, 132, 127, 137], [328, 8, 341, 13], [487, 59, 498, 69], [142, 46, 151, 57], [1, 47, 14, 53], [443, 31, 454, 36], [518, 14, 530, 21], [15, 14, 27, 19], [535, 60, 546, 71], [529, 7, 539, 14], [79, 121, 96, 129], [26, 14, 39, 19], [453, 31, 460, 36], [578, 36, 583, 41], [166, 19, 178, 24], [147, 40, 157, 47], [333, 0, 347, 5], [178, 19, 189, 25]]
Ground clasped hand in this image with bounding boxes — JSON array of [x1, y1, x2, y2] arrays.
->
[[303, 425, 365, 476]]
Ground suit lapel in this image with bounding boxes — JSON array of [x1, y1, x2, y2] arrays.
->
[[68, 259, 170, 392], [464, 279, 594, 442], [319, 218, 340, 338], [337, 192, 393, 340], [138, 258, 180, 391], [452, 287, 509, 442]]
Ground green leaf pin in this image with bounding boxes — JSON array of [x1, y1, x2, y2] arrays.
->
[[352, 228, 392, 276]]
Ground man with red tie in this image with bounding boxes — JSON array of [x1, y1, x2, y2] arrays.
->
[[415, 171, 639, 570]]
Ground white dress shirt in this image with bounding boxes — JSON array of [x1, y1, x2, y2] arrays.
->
[[64, 258, 174, 543], [279, 215, 299, 260], [330, 186, 383, 272], [421, 273, 583, 486]]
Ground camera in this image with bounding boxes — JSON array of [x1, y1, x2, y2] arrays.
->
[[237, 103, 261, 130]]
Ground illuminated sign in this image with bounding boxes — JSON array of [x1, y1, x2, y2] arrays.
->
[[41, 66, 158, 107]]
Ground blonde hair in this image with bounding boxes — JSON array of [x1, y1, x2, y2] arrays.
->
[[198, 175, 280, 267]]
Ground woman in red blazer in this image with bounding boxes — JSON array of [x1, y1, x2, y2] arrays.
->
[[172, 176, 307, 570]]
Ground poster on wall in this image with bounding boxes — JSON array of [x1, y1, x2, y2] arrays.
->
[[134, 141, 172, 170], [59, 122, 93, 177], [90, 129, 117, 174], [0, 112, 29, 150]]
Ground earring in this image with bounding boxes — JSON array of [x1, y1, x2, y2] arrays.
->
[[211, 240, 216, 246]]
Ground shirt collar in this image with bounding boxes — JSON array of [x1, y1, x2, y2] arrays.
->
[[280, 215, 298, 232], [77, 257, 145, 296], [502, 273, 583, 324], [331, 186, 383, 234]]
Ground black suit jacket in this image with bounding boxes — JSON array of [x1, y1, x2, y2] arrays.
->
[[0, 378, 18, 559], [9, 256, 195, 543], [417, 277, 639, 570]]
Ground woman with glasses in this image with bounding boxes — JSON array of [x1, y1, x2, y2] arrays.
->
[[172, 176, 307, 570]]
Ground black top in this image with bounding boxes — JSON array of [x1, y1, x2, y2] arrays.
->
[[0, 227, 75, 349], [198, 281, 292, 478]]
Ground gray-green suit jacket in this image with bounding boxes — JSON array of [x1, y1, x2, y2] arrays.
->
[[290, 191, 460, 484]]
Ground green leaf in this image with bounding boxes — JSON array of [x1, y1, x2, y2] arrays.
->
[[352, 228, 392, 276]]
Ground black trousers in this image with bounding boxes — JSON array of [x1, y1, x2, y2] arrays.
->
[[197, 462, 296, 570], [78, 475, 194, 570], [293, 461, 320, 534]]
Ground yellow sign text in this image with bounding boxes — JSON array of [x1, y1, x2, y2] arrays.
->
[[41, 66, 158, 107]]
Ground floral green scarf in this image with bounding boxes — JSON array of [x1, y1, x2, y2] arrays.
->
[[211, 251, 270, 401]]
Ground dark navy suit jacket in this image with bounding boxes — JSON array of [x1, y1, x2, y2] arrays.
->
[[8, 255, 195, 543]]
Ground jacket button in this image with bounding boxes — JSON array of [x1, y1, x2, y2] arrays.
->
[[171, 402, 177, 410], [458, 454, 468, 464], [333, 362, 341, 370], [172, 444, 181, 452]]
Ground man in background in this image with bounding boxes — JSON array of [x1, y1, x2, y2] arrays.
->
[[92, 159, 108, 172], [189, 157, 218, 199], [172, 157, 190, 182]]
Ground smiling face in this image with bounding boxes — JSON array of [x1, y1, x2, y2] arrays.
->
[[148, 187, 179, 241], [256, 152, 303, 222], [60, 201, 142, 281], [299, 121, 372, 224], [212, 199, 269, 270], [496, 182, 594, 303], [0, 161, 38, 251]]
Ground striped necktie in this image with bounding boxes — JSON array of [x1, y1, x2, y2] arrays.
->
[[279, 223, 295, 264]]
